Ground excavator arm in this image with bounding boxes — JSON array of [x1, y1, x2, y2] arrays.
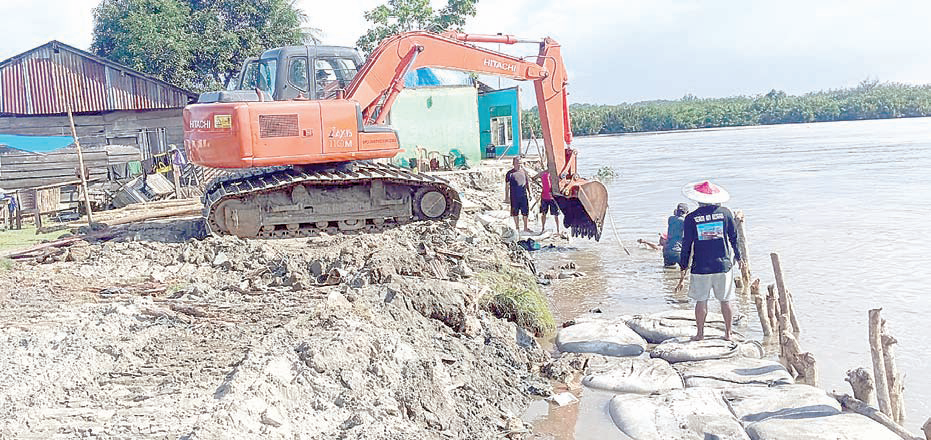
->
[[346, 31, 608, 239]]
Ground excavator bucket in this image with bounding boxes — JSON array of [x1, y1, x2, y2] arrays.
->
[[556, 179, 608, 241]]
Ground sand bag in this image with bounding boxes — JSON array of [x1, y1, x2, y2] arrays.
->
[[609, 388, 751, 440], [674, 357, 793, 388], [746, 413, 901, 440], [555, 319, 646, 357], [582, 357, 683, 394], [723, 384, 841, 424], [625, 314, 724, 343], [650, 337, 763, 363]]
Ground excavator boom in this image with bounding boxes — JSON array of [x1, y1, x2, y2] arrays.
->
[[184, 31, 607, 240]]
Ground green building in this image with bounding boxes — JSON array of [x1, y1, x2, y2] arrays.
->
[[389, 69, 520, 168]]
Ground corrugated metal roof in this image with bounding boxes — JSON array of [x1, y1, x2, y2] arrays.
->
[[0, 41, 197, 116]]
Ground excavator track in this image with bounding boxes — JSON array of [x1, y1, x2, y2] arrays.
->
[[202, 162, 461, 238]]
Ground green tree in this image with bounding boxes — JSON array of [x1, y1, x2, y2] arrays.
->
[[92, 0, 310, 92], [356, 0, 478, 54]]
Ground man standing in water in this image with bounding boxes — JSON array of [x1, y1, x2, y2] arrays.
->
[[538, 169, 561, 234], [505, 157, 532, 233], [675, 181, 743, 341]]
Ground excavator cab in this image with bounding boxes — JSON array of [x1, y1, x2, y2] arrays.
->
[[230, 46, 363, 101]]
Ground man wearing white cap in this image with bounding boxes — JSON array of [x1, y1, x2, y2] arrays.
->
[[675, 180, 743, 341]]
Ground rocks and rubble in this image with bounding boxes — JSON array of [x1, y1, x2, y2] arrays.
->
[[0, 163, 555, 439]]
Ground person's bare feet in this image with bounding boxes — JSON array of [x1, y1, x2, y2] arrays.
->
[[690, 334, 704, 341], [523, 228, 533, 233], [723, 334, 732, 341]]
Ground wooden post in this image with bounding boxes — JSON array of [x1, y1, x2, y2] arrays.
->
[[734, 210, 752, 293], [882, 322, 905, 424], [751, 279, 771, 336], [922, 417, 930, 440], [770, 253, 796, 333], [787, 290, 802, 334], [833, 394, 923, 440], [781, 331, 817, 386], [766, 284, 779, 334], [869, 308, 893, 417], [846, 367, 875, 405], [53, 60, 93, 227]]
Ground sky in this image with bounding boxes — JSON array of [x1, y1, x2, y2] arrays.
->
[[2, 0, 931, 104]]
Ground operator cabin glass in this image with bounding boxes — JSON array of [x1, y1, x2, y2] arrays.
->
[[239, 59, 278, 97], [313, 58, 360, 99], [289, 57, 309, 93]]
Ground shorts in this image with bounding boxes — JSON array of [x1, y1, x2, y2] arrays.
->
[[540, 198, 559, 215], [510, 195, 529, 217], [687, 268, 735, 302]]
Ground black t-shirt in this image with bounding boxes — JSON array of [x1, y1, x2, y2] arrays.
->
[[679, 205, 742, 274], [506, 169, 529, 200]]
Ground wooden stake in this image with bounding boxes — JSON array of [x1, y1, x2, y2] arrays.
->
[[832, 394, 923, 440], [781, 330, 817, 386], [846, 367, 875, 405], [881, 322, 905, 424], [751, 279, 771, 336], [53, 58, 94, 227], [766, 284, 779, 335], [869, 308, 893, 417], [770, 253, 796, 333], [734, 210, 752, 293], [922, 417, 930, 440], [787, 289, 801, 334]]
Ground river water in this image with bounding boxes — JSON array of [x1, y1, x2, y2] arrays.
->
[[525, 117, 931, 437]]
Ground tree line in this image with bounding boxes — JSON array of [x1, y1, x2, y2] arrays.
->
[[522, 80, 931, 138]]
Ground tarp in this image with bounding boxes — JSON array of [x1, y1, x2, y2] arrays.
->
[[403, 68, 473, 88], [0, 134, 74, 153]]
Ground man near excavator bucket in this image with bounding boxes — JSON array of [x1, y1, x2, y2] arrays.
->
[[505, 157, 532, 233]]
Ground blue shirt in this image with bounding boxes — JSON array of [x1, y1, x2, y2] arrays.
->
[[663, 215, 685, 265], [679, 205, 742, 274]]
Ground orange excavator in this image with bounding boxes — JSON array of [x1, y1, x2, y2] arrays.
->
[[183, 31, 608, 240]]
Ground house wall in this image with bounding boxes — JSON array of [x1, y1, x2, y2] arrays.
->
[[389, 86, 480, 166], [478, 87, 521, 157], [0, 108, 184, 153]]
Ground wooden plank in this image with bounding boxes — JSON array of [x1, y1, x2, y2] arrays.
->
[[0, 167, 108, 179], [0, 175, 106, 191], [0, 152, 108, 165]]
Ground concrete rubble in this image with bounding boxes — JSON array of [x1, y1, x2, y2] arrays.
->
[[0, 163, 556, 439]]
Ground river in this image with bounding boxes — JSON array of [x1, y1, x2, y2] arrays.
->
[[525, 117, 931, 437]]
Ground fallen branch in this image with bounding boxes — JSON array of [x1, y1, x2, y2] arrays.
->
[[832, 393, 922, 440]]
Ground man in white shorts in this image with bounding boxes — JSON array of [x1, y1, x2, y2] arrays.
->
[[674, 180, 743, 341]]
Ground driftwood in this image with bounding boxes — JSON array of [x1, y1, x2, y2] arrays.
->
[[781, 330, 818, 386], [882, 323, 906, 424], [869, 308, 893, 417], [832, 393, 923, 440], [846, 367, 875, 405], [786, 290, 801, 334], [922, 418, 930, 440]]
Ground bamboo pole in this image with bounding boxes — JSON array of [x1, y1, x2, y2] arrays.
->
[[751, 279, 772, 336], [846, 367, 875, 405], [869, 308, 893, 417], [734, 210, 752, 293], [52, 58, 94, 227], [881, 321, 905, 424], [770, 253, 796, 333], [832, 394, 923, 440]]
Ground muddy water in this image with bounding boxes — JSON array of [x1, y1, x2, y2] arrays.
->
[[527, 117, 931, 437]]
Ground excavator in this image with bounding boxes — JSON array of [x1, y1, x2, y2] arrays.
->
[[183, 31, 608, 240]]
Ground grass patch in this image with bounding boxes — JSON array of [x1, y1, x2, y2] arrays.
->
[[0, 225, 69, 253], [0, 258, 13, 271], [477, 266, 555, 336]]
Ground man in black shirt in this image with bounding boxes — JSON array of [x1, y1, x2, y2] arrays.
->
[[675, 180, 743, 341], [505, 157, 532, 233]]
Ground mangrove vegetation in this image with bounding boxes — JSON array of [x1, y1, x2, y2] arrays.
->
[[522, 80, 931, 137]]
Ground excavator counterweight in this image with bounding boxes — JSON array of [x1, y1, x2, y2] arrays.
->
[[184, 31, 608, 240]]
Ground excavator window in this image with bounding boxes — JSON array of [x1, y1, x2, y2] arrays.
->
[[289, 57, 308, 92], [239, 59, 277, 96], [313, 57, 359, 99]]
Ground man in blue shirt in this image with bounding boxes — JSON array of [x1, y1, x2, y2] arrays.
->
[[663, 203, 689, 267], [675, 181, 743, 341]]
